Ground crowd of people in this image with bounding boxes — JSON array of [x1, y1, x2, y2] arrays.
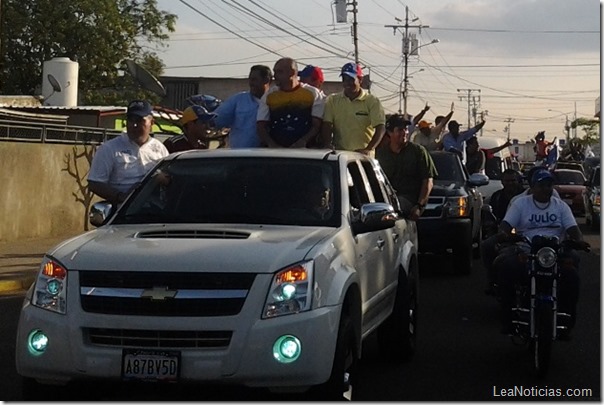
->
[[86, 58, 590, 340]]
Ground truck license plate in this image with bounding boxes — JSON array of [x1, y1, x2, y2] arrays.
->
[[122, 349, 180, 382]]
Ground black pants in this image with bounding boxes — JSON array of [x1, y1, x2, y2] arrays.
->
[[494, 245, 580, 329]]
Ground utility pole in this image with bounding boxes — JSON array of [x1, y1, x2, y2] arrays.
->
[[334, 0, 359, 64], [503, 117, 515, 141], [457, 88, 480, 129], [351, 0, 359, 65], [385, 7, 431, 117]]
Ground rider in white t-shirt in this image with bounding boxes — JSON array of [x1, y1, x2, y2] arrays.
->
[[494, 169, 589, 337]]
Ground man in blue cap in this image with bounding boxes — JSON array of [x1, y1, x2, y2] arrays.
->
[[494, 168, 589, 337], [320, 62, 385, 156], [164, 105, 217, 153], [88, 99, 168, 204]]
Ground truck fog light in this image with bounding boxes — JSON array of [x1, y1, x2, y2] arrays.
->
[[273, 335, 301, 363], [28, 330, 48, 355]]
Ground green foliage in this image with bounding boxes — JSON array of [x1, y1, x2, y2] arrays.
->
[[0, 0, 176, 105], [571, 117, 600, 146]]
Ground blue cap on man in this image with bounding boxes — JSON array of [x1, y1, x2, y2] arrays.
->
[[340, 62, 363, 79], [531, 169, 554, 184], [127, 100, 153, 117]]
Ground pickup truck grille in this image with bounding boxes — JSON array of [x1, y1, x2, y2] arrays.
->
[[84, 328, 232, 348], [421, 196, 446, 218], [79, 271, 255, 316]]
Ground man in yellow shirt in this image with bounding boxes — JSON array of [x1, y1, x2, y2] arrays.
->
[[320, 62, 385, 156]]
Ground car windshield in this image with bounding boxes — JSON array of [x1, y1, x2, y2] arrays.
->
[[553, 170, 586, 185], [430, 152, 465, 183], [113, 157, 341, 227]]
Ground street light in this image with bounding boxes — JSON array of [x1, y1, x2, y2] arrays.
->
[[398, 68, 424, 114], [402, 39, 438, 116], [548, 109, 571, 141]]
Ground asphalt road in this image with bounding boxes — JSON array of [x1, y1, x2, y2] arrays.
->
[[0, 220, 600, 401]]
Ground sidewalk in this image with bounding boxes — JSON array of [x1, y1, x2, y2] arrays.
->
[[0, 236, 72, 294]]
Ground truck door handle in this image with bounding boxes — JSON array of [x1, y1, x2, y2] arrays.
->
[[377, 238, 385, 249]]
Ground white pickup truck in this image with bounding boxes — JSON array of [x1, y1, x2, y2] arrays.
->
[[16, 148, 419, 400]]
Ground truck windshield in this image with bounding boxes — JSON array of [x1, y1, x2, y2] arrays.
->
[[113, 157, 341, 227]]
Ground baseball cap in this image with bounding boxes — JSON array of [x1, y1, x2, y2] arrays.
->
[[180, 105, 217, 126], [418, 120, 431, 129], [340, 62, 363, 79], [298, 65, 324, 83], [127, 100, 153, 117], [386, 114, 412, 131], [531, 169, 554, 184]]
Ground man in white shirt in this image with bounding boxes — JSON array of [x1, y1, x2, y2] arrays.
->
[[494, 169, 589, 336], [88, 100, 168, 204]]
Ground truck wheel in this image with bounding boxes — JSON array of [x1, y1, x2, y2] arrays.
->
[[377, 267, 418, 363], [310, 310, 356, 400]]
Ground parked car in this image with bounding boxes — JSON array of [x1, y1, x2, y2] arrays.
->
[[417, 151, 488, 274], [584, 165, 600, 229], [16, 149, 419, 400], [552, 168, 587, 215]]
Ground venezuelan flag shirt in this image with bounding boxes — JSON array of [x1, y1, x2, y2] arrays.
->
[[257, 83, 324, 147]]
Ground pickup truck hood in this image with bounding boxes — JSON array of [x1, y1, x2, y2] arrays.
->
[[48, 225, 335, 274], [430, 181, 467, 197]]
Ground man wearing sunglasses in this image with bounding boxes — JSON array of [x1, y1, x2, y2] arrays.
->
[[164, 105, 217, 153], [88, 100, 168, 205]]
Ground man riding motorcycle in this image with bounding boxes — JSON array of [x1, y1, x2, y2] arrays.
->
[[493, 169, 589, 338]]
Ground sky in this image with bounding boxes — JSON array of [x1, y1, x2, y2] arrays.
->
[[154, 0, 600, 142]]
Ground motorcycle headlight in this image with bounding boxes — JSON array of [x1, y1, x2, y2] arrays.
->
[[536, 247, 557, 268], [31, 257, 68, 314], [263, 261, 313, 319], [447, 196, 469, 217]]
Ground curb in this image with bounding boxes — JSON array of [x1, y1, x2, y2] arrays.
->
[[0, 276, 36, 294]]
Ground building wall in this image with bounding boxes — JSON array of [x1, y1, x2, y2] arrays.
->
[[0, 142, 99, 242]]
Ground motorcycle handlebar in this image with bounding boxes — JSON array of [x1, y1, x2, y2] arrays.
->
[[561, 239, 591, 252]]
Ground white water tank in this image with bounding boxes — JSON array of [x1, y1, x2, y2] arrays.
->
[[42, 57, 79, 106]]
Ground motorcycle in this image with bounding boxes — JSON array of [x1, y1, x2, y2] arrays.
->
[[504, 235, 589, 377]]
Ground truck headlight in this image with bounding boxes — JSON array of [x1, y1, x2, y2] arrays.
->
[[31, 257, 68, 314], [263, 261, 313, 319], [447, 196, 469, 217]]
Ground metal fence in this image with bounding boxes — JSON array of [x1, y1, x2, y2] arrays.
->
[[0, 119, 122, 145]]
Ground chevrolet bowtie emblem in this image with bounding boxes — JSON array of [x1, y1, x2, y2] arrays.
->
[[141, 286, 177, 301]]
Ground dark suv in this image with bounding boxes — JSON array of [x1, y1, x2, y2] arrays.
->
[[417, 151, 488, 274]]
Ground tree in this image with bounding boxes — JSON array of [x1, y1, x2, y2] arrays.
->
[[571, 117, 600, 146], [0, 0, 176, 105]]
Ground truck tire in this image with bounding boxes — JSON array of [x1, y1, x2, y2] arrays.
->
[[310, 309, 356, 400], [377, 266, 418, 363]]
